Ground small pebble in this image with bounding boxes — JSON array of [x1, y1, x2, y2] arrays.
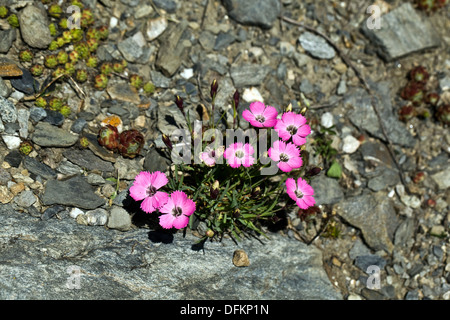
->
[[232, 249, 250, 267]]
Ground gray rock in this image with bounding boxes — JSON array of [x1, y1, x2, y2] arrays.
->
[[300, 78, 314, 95], [152, 0, 177, 13], [107, 81, 140, 104], [361, 3, 440, 62], [439, 76, 450, 91], [29, 106, 47, 123], [367, 168, 400, 192], [10, 68, 40, 95], [41, 205, 65, 221], [230, 64, 270, 88], [345, 82, 416, 148], [0, 204, 342, 299], [4, 150, 23, 167], [222, 0, 281, 29], [337, 80, 347, 95], [23, 156, 57, 180], [63, 148, 115, 173], [298, 32, 336, 60], [43, 109, 65, 126], [336, 192, 398, 253], [31, 122, 79, 147], [360, 288, 387, 300], [70, 118, 87, 134], [349, 239, 372, 260], [430, 166, 450, 190], [155, 20, 188, 77], [41, 176, 105, 210], [150, 70, 171, 88], [0, 77, 11, 98], [394, 218, 416, 247], [14, 190, 37, 208], [57, 160, 83, 176], [86, 173, 106, 186], [143, 148, 171, 173], [117, 36, 144, 63], [18, 5, 53, 49], [114, 157, 142, 181], [17, 108, 29, 138], [0, 96, 17, 123], [157, 103, 188, 137], [310, 175, 344, 206], [354, 255, 387, 272], [214, 32, 235, 51], [107, 206, 132, 231], [0, 29, 16, 53], [85, 208, 108, 226], [199, 30, 216, 51]]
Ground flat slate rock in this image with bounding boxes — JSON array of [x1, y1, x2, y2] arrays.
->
[[336, 192, 399, 254], [10, 67, 40, 95], [361, 3, 440, 61], [345, 82, 416, 148], [32, 122, 79, 147], [63, 148, 115, 172], [222, 0, 281, 29], [230, 64, 270, 88], [41, 176, 105, 210], [0, 204, 342, 300]]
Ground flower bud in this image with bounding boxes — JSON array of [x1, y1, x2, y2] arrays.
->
[[162, 134, 172, 150], [206, 229, 215, 238], [98, 125, 119, 151], [210, 79, 218, 100], [233, 90, 240, 109], [306, 166, 322, 177], [436, 104, 450, 125], [251, 186, 261, 198], [210, 180, 220, 199], [233, 208, 240, 218]]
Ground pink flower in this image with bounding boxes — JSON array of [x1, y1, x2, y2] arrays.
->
[[200, 146, 224, 167], [224, 142, 255, 168], [129, 171, 169, 214], [159, 191, 196, 229], [242, 101, 278, 128], [274, 112, 311, 146], [286, 177, 315, 210], [268, 140, 303, 172]]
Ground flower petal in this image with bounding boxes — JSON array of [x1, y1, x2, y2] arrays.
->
[[292, 135, 307, 146], [278, 161, 292, 173], [182, 198, 196, 216], [242, 109, 255, 123], [172, 214, 190, 229], [262, 106, 278, 121], [150, 171, 168, 189], [129, 184, 147, 201], [249, 101, 266, 115], [152, 191, 169, 209], [296, 124, 311, 137], [141, 196, 157, 213], [287, 155, 303, 169], [159, 213, 175, 229]]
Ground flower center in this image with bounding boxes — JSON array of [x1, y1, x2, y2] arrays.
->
[[279, 153, 289, 162], [255, 114, 266, 123], [235, 150, 245, 158], [172, 206, 183, 217], [295, 190, 303, 198], [146, 185, 157, 197], [210, 150, 216, 158], [286, 125, 298, 135]]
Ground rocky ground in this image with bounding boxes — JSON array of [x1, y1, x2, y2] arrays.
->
[[0, 0, 449, 300]]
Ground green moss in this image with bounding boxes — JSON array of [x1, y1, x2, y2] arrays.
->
[[7, 14, 19, 28]]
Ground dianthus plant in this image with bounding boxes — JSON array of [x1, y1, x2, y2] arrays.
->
[[129, 80, 320, 242]]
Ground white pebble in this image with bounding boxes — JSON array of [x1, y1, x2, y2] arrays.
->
[[180, 68, 194, 79], [69, 207, 85, 219], [321, 112, 334, 128], [2, 135, 21, 150], [342, 135, 360, 154], [109, 17, 118, 29], [242, 87, 264, 103]]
